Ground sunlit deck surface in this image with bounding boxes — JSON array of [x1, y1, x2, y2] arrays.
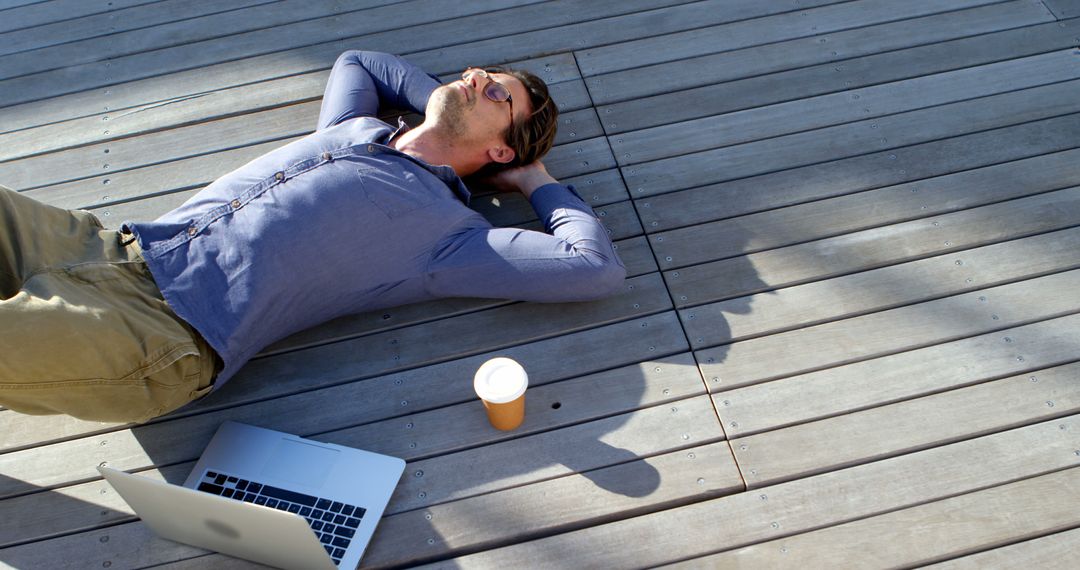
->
[[3, 0, 1080, 567]]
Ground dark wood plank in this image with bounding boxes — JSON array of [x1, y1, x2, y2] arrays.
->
[[1042, 0, 1080, 18], [0, 0, 158, 34]]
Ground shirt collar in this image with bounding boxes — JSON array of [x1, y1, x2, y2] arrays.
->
[[376, 117, 473, 206]]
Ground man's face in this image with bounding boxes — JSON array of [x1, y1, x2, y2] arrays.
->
[[426, 70, 530, 154]]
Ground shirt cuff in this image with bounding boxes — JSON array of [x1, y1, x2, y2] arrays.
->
[[528, 183, 591, 218]]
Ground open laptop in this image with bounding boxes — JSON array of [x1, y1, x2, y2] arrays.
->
[[98, 421, 405, 569]]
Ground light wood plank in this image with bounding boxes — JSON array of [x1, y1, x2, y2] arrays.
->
[[591, 0, 1059, 112], [662, 182, 1080, 289], [0, 0, 158, 34], [0, 54, 587, 162], [716, 312, 1080, 437], [698, 269, 1080, 390], [414, 419, 1080, 568], [730, 362, 1080, 486], [680, 226, 1080, 348], [0, 308, 685, 488], [0, 0, 674, 123], [658, 152, 1080, 279], [0, 0, 282, 58], [1, 395, 724, 567], [623, 79, 1080, 198], [669, 467, 1080, 568], [613, 49, 1080, 166], [926, 527, 1080, 569], [0, 352, 704, 546], [577, 0, 1002, 77]]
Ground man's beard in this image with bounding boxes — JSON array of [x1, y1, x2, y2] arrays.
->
[[427, 84, 474, 140]]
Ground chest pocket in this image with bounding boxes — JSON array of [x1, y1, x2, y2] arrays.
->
[[359, 164, 438, 219]]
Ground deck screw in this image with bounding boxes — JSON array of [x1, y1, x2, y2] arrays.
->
[[663, 389, 671, 395], [706, 357, 715, 363], [697, 478, 706, 485], [103, 562, 112, 568], [730, 422, 739, 428], [1004, 337, 1012, 343], [100, 536, 109, 543], [649, 346, 656, 351], [723, 400, 731, 406], [406, 422, 414, 429], [682, 434, 691, 440], [1016, 356, 1024, 362], [771, 522, 780, 529], [687, 452, 696, 459], [401, 400, 408, 406], [418, 492, 427, 499], [760, 494, 768, 501], [739, 444, 748, 451], [991, 315, 999, 320], [672, 272, 680, 277], [955, 260, 963, 265], [427, 538, 436, 545], [1047, 401, 1055, 408], [655, 367, 662, 372], [409, 442, 416, 448], [415, 470, 424, 477]]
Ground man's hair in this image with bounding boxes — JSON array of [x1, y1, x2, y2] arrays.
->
[[489, 66, 559, 168]]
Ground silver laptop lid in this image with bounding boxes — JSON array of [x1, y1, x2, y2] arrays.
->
[[98, 466, 336, 570]]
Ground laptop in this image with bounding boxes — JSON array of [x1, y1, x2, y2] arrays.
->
[[98, 421, 405, 569]]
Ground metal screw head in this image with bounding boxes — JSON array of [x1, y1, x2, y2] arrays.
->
[[697, 478, 705, 485], [427, 538, 436, 545], [682, 433, 691, 440], [415, 470, 424, 477]]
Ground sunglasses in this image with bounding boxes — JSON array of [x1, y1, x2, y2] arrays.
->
[[462, 68, 515, 134]]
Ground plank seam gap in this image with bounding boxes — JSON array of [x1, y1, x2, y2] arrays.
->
[[901, 520, 1080, 568], [572, 47, 748, 490]]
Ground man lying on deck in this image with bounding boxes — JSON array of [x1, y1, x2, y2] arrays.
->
[[0, 51, 625, 424]]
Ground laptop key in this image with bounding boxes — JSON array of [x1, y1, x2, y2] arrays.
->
[[333, 548, 346, 559], [324, 524, 336, 535], [222, 488, 234, 499], [331, 536, 351, 548], [287, 504, 301, 514], [337, 527, 355, 539], [236, 480, 248, 491], [320, 533, 332, 544], [276, 503, 290, 511], [266, 499, 279, 508], [334, 514, 346, 525], [354, 507, 366, 519], [260, 485, 318, 507], [255, 497, 268, 506], [206, 471, 218, 479], [341, 505, 354, 517], [330, 501, 343, 513], [344, 517, 360, 529], [197, 482, 225, 495], [300, 507, 312, 517], [316, 499, 332, 510], [214, 474, 227, 485], [324, 545, 334, 556], [311, 521, 324, 531], [321, 511, 335, 522], [312, 509, 325, 519], [248, 483, 263, 494]]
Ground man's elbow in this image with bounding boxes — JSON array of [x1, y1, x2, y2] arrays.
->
[[575, 258, 627, 301]]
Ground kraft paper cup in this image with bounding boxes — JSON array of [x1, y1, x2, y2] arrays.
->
[[474, 357, 528, 430]]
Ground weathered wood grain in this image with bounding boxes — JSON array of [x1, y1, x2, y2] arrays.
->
[[731, 362, 1080, 486], [613, 49, 1080, 166], [671, 468, 1080, 568], [590, 1, 1060, 111], [698, 269, 1080, 389], [926, 527, 1080, 569], [1042, 0, 1080, 18], [577, 0, 1004, 77], [623, 79, 1080, 198], [715, 312, 1080, 438], [0, 0, 159, 34], [681, 226, 1080, 348], [416, 419, 1080, 568]]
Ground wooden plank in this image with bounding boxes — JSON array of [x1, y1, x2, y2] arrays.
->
[[1043, 0, 1080, 18], [613, 49, 1080, 166], [730, 362, 1080, 486], [591, 0, 1060, 111], [662, 153, 1080, 303], [0, 0, 402, 79], [411, 418, 1080, 568], [622, 78, 1080, 198], [1, 394, 724, 568], [0, 352, 705, 546], [716, 312, 1080, 438], [577, 0, 1003, 77], [0, 104, 606, 190], [0, 0, 668, 114], [0, 0, 159, 34], [670, 467, 1080, 568], [0, 308, 685, 489], [926, 527, 1080, 569], [680, 226, 1080, 348], [0, 53, 587, 162], [698, 269, 1080, 390], [662, 181, 1080, 289], [0, 0, 280, 58]]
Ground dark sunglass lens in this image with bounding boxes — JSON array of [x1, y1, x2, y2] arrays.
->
[[484, 82, 510, 102]]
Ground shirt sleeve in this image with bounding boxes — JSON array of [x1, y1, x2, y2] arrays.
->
[[317, 50, 441, 131], [425, 184, 628, 303]]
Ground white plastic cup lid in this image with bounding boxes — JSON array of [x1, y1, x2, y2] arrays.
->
[[473, 357, 528, 404]]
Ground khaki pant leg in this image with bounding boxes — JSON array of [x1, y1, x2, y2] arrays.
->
[[0, 187, 217, 423]]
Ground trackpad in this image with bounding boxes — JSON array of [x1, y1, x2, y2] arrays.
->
[[261, 438, 340, 488]]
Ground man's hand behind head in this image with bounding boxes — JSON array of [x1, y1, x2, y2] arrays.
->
[[475, 160, 557, 199]]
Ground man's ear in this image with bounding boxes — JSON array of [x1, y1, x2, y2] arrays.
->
[[487, 145, 516, 164]]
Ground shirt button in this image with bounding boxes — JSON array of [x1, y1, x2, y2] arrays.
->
[[231, 199, 241, 209], [367, 145, 375, 153], [187, 227, 197, 237], [322, 152, 332, 161], [274, 172, 284, 181]]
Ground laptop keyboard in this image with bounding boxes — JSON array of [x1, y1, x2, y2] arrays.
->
[[196, 470, 366, 566]]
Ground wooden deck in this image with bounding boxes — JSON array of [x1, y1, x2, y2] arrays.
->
[[2, 0, 1080, 567]]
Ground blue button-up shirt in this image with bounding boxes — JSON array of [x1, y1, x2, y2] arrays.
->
[[124, 51, 625, 389]]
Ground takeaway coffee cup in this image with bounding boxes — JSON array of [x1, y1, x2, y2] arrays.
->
[[473, 357, 529, 430]]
